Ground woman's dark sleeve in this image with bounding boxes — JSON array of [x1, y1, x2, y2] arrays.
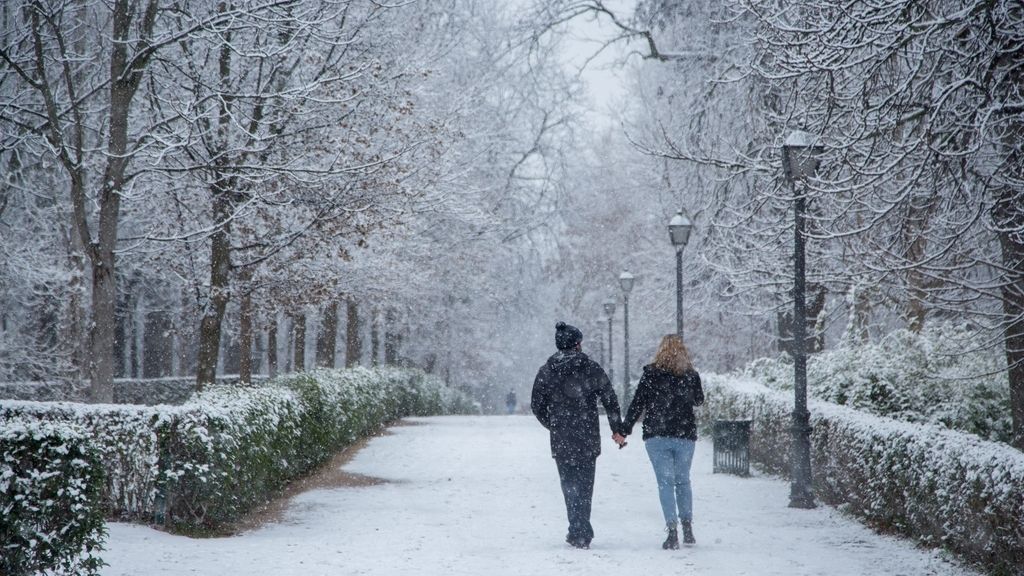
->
[[595, 366, 624, 436], [690, 370, 705, 407], [622, 372, 649, 435]]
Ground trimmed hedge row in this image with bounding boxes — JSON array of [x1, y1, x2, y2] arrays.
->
[[158, 367, 476, 531], [742, 324, 1011, 443], [1, 367, 475, 541], [0, 374, 268, 405], [0, 419, 106, 576], [700, 375, 1024, 576]]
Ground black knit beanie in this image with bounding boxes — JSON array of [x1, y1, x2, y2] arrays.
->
[[555, 321, 583, 350]]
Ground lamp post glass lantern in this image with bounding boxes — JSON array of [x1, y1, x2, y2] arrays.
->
[[782, 129, 822, 510], [603, 300, 616, 384], [668, 210, 693, 338], [619, 271, 634, 403]]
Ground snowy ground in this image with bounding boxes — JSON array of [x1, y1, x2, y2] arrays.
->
[[104, 415, 979, 576]]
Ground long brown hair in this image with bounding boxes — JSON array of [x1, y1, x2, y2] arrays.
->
[[652, 334, 693, 376]]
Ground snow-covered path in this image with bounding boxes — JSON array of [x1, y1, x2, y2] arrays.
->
[[104, 415, 977, 576]]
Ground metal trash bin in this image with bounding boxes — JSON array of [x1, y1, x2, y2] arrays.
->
[[712, 419, 752, 476]]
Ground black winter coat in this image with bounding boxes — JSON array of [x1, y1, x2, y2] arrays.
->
[[622, 364, 704, 441], [531, 350, 623, 461]]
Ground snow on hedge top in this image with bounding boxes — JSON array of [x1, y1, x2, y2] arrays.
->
[[708, 374, 1024, 478], [0, 416, 88, 442], [0, 366, 447, 423]]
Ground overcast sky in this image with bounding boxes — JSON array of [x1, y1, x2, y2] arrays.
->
[[556, 0, 641, 128]]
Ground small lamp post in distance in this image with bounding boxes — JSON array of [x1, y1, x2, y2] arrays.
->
[[618, 271, 635, 404], [668, 209, 693, 338], [603, 299, 616, 385]]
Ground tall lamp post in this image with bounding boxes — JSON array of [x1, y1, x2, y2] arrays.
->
[[603, 300, 616, 384], [619, 271, 635, 403], [668, 210, 694, 338], [596, 318, 607, 366], [782, 129, 823, 509]]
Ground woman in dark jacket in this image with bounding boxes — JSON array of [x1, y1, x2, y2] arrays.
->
[[621, 334, 705, 549]]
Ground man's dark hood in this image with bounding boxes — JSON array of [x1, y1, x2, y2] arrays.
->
[[547, 349, 588, 371], [546, 350, 590, 399]]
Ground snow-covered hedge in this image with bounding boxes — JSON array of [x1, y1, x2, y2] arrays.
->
[[0, 374, 267, 405], [0, 367, 474, 535], [1, 419, 106, 576], [743, 323, 1011, 442], [700, 375, 1024, 575]]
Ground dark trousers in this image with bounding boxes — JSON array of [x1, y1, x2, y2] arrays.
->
[[554, 456, 597, 544]]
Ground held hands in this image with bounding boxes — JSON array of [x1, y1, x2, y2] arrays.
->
[[612, 432, 628, 449]]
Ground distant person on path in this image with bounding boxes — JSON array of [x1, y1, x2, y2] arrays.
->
[[505, 389, 517, 414], [531, 321, 626, 549], [621, 334, 705, 549]]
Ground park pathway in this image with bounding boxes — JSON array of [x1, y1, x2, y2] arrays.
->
[[104, 415, 978, 576]]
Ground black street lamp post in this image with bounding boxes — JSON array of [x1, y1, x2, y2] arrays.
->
[[668, 210, 694, 338], [619, 271, 635, 403], [782, 129, 823, 510], [603, 300, 616, 385]]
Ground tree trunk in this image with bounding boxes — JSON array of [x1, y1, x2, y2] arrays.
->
[[143, 309, 172, 378], [131, 298, 142, 378], [903, 194, 939, 333], [84, 0, 159, 402], [293, 311, 306, 371], [284, 315, 293, 373], [370, 307, 380, 366], [86, 242, 117, 402], [1003, 296, 1024, 451], [176, 288, 191, 377], [994, 185, 1024, 450], [844, 283, 872, 343], [266, 316, 278, 378], [807, 284, 827, 353], [170, 327, 180, 377], [195, 16, 237, 389], [238, 291, 254, 383], [384, 308, 398, 365], [195, 192, 233, 389], [65, 220, 89, 382], [114, 288, 129, 379], [346, 299, 361, 368], [906, 289, 928, 333], [316, 301, 338, 368], [253, 331, 264, 375], [776, 311, 792, 355]]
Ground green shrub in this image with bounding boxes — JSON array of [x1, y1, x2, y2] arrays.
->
[[0, 367, 475, 536], [0, 418, 106, 576], [701, 374, 1024, 576]]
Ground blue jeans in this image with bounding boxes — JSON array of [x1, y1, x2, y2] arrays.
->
[[644, 436, 696, 525]]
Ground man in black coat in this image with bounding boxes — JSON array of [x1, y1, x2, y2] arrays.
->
[[531, 321, 625, 549]]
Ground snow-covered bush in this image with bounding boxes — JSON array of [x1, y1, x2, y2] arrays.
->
[[0, 374, 268, 405], [0, 401, 181, 523], [0, 367, 474, 535], [700, 375, 1024, 575], [743, 323, 1012, 442], [1, 418, 106, 576]]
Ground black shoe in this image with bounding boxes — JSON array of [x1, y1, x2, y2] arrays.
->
[[681, 521, 695, 545], [569, 532, 593, 545], [662, 526, 679, 550], [567, 538, 590, 549]]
